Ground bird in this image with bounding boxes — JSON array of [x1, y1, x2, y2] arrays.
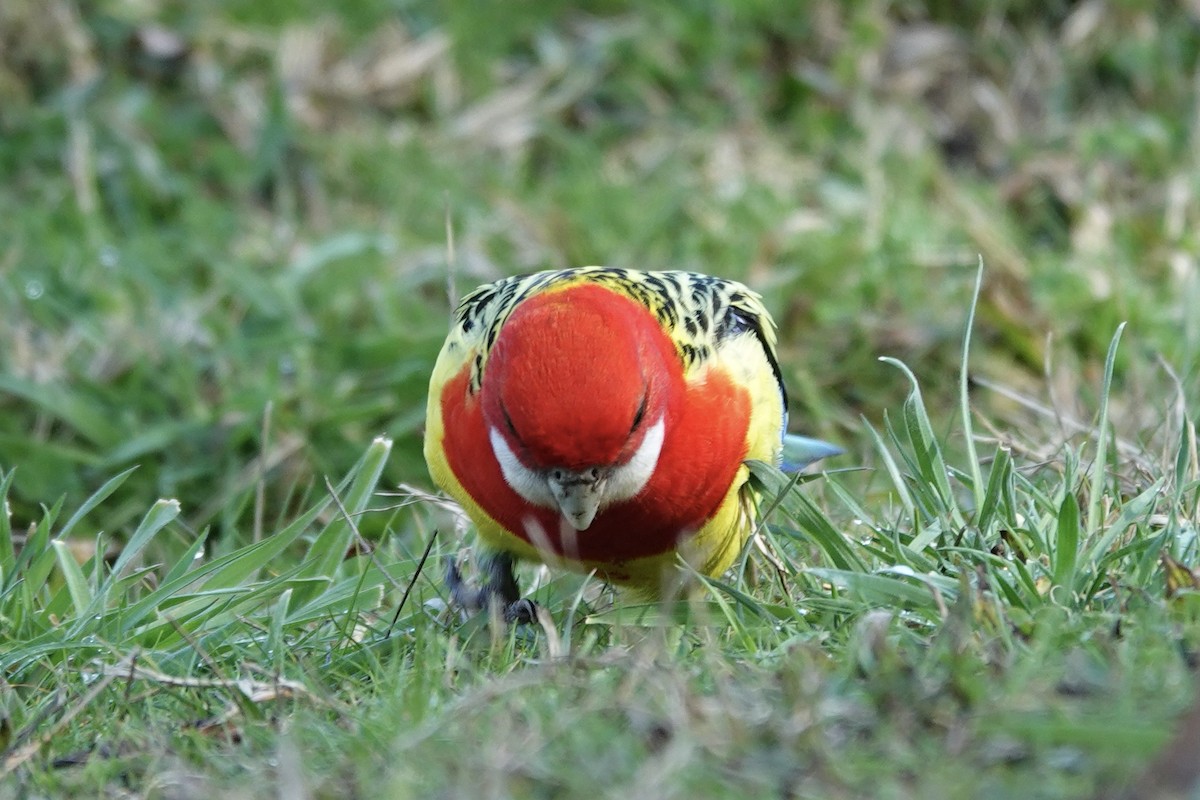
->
[[423, 266, 840, 621]]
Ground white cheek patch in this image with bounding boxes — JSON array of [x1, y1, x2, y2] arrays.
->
[[488, 416, 666, 514], [489, 427, 557, 509], [605, 416, 665, 503]]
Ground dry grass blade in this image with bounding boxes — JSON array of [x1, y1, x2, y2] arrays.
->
[[95, 660, 318, 700], [387, 527, 439, 638]]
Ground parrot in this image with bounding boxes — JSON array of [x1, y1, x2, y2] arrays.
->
[[423, 267, 840, 621]]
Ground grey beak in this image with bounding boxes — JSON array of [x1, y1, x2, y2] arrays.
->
[[547, 468, 607, 531]]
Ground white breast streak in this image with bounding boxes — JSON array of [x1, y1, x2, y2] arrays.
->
[[488, 416, 666, 511]]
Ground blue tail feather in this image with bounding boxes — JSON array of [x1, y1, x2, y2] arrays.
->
[[780, 434, 843, 472]]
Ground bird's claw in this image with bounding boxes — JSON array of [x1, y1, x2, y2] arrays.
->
[[445, 554, 537, 625], [504, 597, 538, 624]]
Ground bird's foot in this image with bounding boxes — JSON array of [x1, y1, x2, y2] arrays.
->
[[501, 597, 538, 625], [445, 554, 538, 624]]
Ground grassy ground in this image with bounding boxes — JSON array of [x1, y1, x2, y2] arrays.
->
[[2, 1, 1199, 797]]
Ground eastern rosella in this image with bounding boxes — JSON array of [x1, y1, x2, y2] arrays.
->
[[424, 267, 839, 620]]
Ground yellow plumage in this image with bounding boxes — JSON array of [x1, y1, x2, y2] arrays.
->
[[424, 267, 792, 612]]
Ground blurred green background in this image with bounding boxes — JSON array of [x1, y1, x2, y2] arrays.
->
[[2, 0, 1197, 542]]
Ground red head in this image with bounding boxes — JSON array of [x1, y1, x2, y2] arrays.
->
[[479, 283, 678, 529]]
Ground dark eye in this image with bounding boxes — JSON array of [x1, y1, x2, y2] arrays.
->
[[630, 394, 648, 433], [501, 405, 521, 442]]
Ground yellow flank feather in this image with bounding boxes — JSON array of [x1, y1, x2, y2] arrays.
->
[[424, 266, 786, 592]]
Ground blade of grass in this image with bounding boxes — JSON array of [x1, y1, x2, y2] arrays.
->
[[62, 498, 183, 637], [862, 416, 916, 522], [961, 258, 986, 514], [806, 567, 949, 611], [1052, 492, 1080, 597], [299, 436, 392, 589], [1082, 479, 1163, 576], [107, 498, 181, 581], [978, 444, 1012, 536], [0, 470, 14, 579], [1086, 323, 1126, 538], [50, 541, 93, 618], [748, 461, 863, 571], [882, 357, 964, 527]]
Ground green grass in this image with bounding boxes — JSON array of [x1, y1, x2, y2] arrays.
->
[[2, 2, 1200, 797]]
